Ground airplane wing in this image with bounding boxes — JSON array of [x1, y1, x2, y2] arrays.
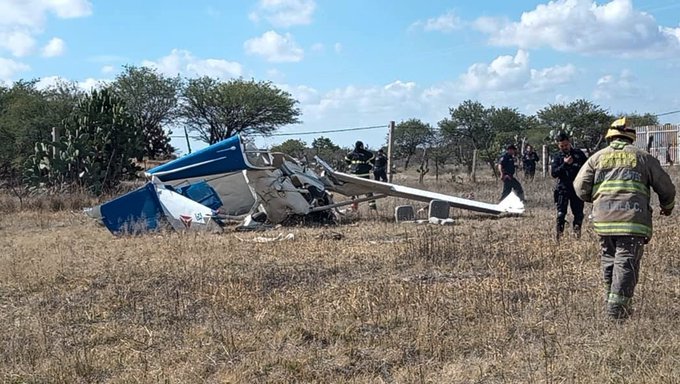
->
[[315, 156, 524, 215]]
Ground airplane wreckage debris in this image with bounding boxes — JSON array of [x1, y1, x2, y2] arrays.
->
[[85, 135, 524, 235]]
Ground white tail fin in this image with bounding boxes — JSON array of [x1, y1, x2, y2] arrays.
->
[[497, 192, 525, 214]]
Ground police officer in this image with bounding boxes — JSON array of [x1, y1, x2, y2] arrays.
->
[[497, 144, 525, 202], [373, 149, 388, 182], [522, 144, 539, 181], [345, 141, 377, 209], [551, 132, 587, 240], [574, 117, 675, 320]]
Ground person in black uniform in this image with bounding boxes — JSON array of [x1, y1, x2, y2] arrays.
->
[[522, 144, 539, 181], [551, 132, 588, 240], [345, 141, 376, 209], [497, 144, 525, 202], [373, 149, 388, 182]]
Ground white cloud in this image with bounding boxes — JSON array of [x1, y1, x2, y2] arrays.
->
[[0, 30, 35, 57], [249, 0, 316, 28], [101, 65, 115, 74], [476, 0, 680, 58], [460, 50, 530, 91], [36, 75, 110, 91], [0, 57, 30, 81], [334, 42, 342, 54], [141, 49, 243, 79], [42, 37, 65, 57], [310, 43, 324, 52], [410, 11, 463, 33], [0, 0, 91, 57], [527, 64, 577, 91], [593, 69, 643, 100], [244, 31, 304, 62], [459, 50, 576, 92]]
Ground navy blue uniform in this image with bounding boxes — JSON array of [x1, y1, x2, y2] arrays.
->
[[522, 151, 539, 179], [551, 148, 588, 235], [373, 152, 387, 182], [498, 152, 524, 202]]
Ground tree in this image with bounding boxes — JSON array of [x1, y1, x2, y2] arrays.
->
[[439, 100, 496, 173], [310, 136, 344, 168], [270, 139, 306, 158], [0, 80, 79, 180], [426, 130, 453, 181], [180, 77, 301, 144], [622, 112, 658, 127], [24, 88, 143, 194], [537, 99, 612, 152], [110, 65, 180, 159], [393, 118, 433, 169], [488, 107, 537, 147]]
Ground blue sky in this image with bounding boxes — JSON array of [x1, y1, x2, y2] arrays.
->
[[2, 0, 680, 154]]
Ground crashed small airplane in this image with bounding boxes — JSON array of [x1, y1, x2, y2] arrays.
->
[[87, 134, 524, 235]]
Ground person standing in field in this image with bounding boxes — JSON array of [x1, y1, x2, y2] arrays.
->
[[574, 117, 676, 320], [497, 144, 525, 202], [345, 140, 377, 210], [551, 132, 588, 240], [373, 149, 388, 182], [522, 144, 540, 181]]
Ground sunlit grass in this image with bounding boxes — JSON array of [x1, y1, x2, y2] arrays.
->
[[1, 169, 679, 383]]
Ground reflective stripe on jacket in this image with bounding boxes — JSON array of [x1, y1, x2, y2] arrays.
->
[[573, 139, 676, 239], [345, 148, 375, 175]]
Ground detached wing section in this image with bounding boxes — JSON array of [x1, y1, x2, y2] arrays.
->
[[316, 157, 524, 215]]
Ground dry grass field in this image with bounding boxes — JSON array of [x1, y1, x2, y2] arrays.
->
[[1, 169, 680, 383]]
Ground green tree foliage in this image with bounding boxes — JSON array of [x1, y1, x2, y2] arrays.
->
[[24, 88, 143, 195], [622, 112, 658, 127], [310, 136, 345, 168], [0, 81, 52, 179], [0, 80, 80, 180], [439, 100, 497, 173], [426, 130, 453, 180], [110, 65, 180, 159], [180, 77, 301, 144], [393, 118, 434, 170], [270, 139, 306, 158], [538, 99, 612, 152], [488, 107, 537, 146]]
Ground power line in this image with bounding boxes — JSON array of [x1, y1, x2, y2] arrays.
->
[[655, 109, 680, 117], [262, 124, 387, 137]]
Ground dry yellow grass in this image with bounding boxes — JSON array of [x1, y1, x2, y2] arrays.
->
[[1, 170, 680, 383]]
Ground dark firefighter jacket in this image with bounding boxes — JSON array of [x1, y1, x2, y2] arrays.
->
[[345, 148, 375, 176]]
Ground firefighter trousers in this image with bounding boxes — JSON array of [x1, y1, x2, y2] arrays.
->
[[600, 236, 645, 319]]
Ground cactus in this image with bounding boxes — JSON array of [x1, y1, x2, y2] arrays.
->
[[24, 87, 144, 195]]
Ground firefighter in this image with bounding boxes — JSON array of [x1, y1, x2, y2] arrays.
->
[[373, 149, 388, 182], [522, 144, 540, 181], [574, 117, 676, 320], [551, 132, 588, 240], [345, 141, 377, 210], [497, 144, 525, 202]]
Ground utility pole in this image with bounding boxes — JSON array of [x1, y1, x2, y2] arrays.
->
[[183, 126, 192, 154], [387, 121, 395, 182]]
